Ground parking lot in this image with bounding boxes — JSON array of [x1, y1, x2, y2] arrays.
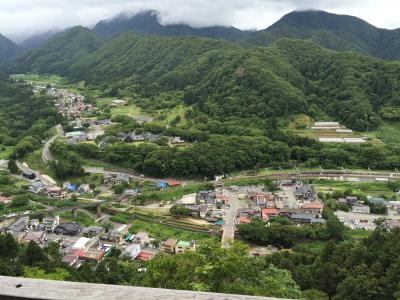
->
[[335, 210, 400, 230]]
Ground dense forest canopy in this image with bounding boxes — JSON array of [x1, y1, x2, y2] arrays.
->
[[0, 74, 61, 158], [9, 27, 400, 131]]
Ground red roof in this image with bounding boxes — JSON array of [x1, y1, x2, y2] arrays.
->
[[167, 180, 182, 187], [239, 217, 251, 224], [303, 202, 324, 209], [136, 251, 154, 261], [262, 208, 279, 220]]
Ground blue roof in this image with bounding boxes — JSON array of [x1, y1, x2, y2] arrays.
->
[[216, 221, 225, 225], [67, 184, 78, 192]]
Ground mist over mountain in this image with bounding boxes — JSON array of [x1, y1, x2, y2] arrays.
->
[[93, 10, 249, 41], [243, 10, 400, 60], [3, 9, 400, 66], [0, 34, 22, 65], [20, 30, 59, 50]]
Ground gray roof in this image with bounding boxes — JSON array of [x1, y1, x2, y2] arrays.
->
[[8, 217, 29, 232]]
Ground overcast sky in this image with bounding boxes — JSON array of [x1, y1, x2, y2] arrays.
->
[[1, 0, 399, 42]]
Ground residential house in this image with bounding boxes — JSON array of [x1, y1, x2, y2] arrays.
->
[[62, 255, 82, 268], [23, 231, 46, 244], [8, 217, 29, 233], [100, 229, 121, 243], [46, 186, 67, 199], [352, 204, 370, 214], [239, 217, 251, 224], [103, 173, 132, 185], [54, 222, 81, 235], [294, 185, 316, 202], [161, 239, 177, 254], [82, 226, 104, 238], [290, 213, 326, 225], [78, 184, 92, 194], [29, 181, 45, 194], [186, 206, 201, 217], [301, 201, 324, 216], [123, 243, 141, 259], [43, 216, 60, 233], [346, 196, 358, 205], [175, 240, 196, 254], [22, 170, 36, 180], [199, 205, 208, 219], [131, 232, 152, 247], [180, 194, 197, 206], [29, 219, 40, 230], [196, 191, 216, 206], [136, 249, 156, 261], [262, 208, 279, 220]]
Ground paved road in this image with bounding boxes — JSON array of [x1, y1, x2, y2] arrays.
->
[[42, 124, 64, 163], [280, 186, 299, 209], [221, 189, 239, 248]]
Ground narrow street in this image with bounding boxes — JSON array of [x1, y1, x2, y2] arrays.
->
[[221, 189, 239, 248]]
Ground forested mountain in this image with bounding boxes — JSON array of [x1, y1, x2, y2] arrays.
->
[[0, 73, 61, 159], [20, 30, 58, 50], [0, 34, 21, 65], [10, 26, 104, 74], [8, 28, 400, 131], [93, 10, 248, 41], [242, 10, 400, 60]]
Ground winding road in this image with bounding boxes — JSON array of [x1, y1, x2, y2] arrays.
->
[[42, 124, 64, 163]]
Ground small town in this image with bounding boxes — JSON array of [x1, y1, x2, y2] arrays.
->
[[2, 3, 400, 298]]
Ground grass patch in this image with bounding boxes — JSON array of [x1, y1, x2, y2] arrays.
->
[[59, 210, 99, 227], [109, 213, 131, 224], [314, 180, 396, 199], [367, 122, 400, 148], [0, 146, 13, 160], [347, 229, 372, 240], [111, 104, 144, 118], [138, 183, 205, 204], [129, 219, 211, 241], [24, 149, 56, 179]]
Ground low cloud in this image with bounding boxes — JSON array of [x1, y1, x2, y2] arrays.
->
[[0, 0, 398, 42]]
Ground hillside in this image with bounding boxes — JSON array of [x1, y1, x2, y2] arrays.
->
[[10, 26, 104, 74], [242, 10, 400, 60], [93, 10, 248, 41], [10, 28, 400, 131], [20, 30, 58, 50], [0, 34, 21, 65]]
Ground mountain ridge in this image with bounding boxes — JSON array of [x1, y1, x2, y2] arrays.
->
[[93, 10, 248, 41]]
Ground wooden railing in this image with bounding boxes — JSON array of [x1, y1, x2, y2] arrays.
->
[[0, 276, 291, 300]]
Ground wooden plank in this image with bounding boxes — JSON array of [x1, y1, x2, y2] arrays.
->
[[0, 276, 289, 300]]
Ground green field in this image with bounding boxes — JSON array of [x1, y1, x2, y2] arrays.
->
[[138, 183, 206, 204], [367, 122, 400, 148], [11, 73, 84, 94], [129, 219, 211, 241], [59, 210, 99, 227], [314, 180, 397, 199]]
